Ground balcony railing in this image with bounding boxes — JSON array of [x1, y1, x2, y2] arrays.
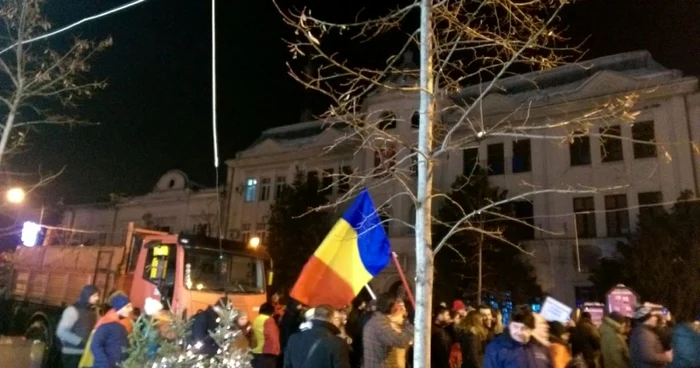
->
[[462, 156, 532, 176]]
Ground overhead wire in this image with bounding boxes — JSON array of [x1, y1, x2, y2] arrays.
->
[[0, 0, 149, 57]]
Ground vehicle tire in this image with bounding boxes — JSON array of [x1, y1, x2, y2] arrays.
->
[[24, 318, 52, 368]]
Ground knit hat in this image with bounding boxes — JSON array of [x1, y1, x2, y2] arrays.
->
[[111, 295, 130, 311], [452, 300, 466, 312], [634, 305, 652, 321]]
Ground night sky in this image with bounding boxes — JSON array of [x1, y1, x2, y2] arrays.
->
[[14, 0, 700, 206]]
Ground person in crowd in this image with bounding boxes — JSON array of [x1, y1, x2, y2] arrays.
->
[[346, 299, 367, 368], [453, 300, 469, 319], [655, 312, 674, 355], [284, 304, 351, 368], [252, 302, 281, 368], [570, 312, 601, 368], [355, 299, 377, 367], [232, 310, 256, 351], [492, 309, 505, 337], [629, 306, 673, 368], [191, 297, 229, 356], [278, 298, 303, 368], [483, 305, 552, 368], [386, 299, 409, 368], [432, 306, 455, 368], [84, 295, 133, 368], [271, 293, 285, 322], [548, 321, 572, 368], [669, 312, 700, 368], [56, 285, 100, 368], [457, 310, 489, 368], [362, 293, 414, 368], [450, 310, 464, 368], [600, 312, 631, 368]]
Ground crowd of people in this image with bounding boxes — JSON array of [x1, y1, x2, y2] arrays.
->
[[53, 285, 700, 368]]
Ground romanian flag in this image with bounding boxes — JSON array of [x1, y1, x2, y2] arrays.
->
[[290, 188, 391, 308]]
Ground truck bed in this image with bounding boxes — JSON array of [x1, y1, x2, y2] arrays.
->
[[11, 246, 125, 307]]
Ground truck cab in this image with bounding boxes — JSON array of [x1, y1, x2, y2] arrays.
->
[[129, 232, 269, 319]]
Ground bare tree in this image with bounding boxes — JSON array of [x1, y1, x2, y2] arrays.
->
[[276, 0, 665, 365], [0, 0, 110, 167]]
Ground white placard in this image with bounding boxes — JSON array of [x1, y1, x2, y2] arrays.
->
[[540, 296, 573, 323]]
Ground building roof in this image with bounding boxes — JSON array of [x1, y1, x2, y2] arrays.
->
[[453, 50, 682, 104]]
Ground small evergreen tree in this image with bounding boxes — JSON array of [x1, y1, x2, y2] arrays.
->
[[434, 169, 542, 305], [267, 170, 331, 293], [122, 303, 251, 367], [590, 191, 700, 320]]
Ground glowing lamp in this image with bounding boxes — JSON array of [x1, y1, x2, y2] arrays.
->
[[248, 236, 260, 248], [21, 221, 41, 247], [7, 187, 25, 204]]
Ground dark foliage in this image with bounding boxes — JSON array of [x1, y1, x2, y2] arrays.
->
[[267, 171, 331, 294], [590, 190, 700, 321], [433, 169, 541, 305]]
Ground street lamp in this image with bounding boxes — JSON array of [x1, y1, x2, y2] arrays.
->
[[248, 236, 273, 286], [7, 187, 25, 204], [248, 236, 261, 249]]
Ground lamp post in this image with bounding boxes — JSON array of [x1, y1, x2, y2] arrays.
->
[[248, 236, 274, 286]]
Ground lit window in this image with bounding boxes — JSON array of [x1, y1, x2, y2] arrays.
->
[[244, 178, 257, 202]]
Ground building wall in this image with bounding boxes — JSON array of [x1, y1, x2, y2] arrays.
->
[[225, 51, 700, 306], [60, 170, 223, 245]]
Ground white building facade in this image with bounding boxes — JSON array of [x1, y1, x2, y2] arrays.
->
[[60, 170, 223, 245], [225, 51, 700, 306]]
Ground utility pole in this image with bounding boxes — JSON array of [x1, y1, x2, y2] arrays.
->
[[413, 0, 435, 365]]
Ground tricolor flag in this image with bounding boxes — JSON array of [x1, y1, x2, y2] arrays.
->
[[290, 188, 391, 308]]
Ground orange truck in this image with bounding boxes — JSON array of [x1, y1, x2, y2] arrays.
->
[[0, 222, 270, 365]]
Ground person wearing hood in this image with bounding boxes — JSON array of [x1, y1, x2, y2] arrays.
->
[[600, 312, 631, 368], [483, 305, 552, 368], [81, 295, 133, 368], [56, 285, 100, 368], [669, 313, 700, 368], [284, 304, 351, 368], [191, 297, 229, 356], [629, 306, 672, 368], [548, 321, 571, 368]]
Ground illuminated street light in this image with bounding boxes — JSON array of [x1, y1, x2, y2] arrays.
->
[[7, 187, 25, 204], [248, 236, 260, 249]]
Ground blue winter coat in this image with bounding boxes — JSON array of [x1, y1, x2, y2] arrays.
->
[[90, 319, 128, 368], [670, 323, 700, 368], [483, 333, 553, 368]]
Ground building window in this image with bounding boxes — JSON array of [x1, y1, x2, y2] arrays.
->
[[410, 151, 418, 177], [570, 134, 591, 166], [338, 166, 352, 193], [511, 201, 535, 240], [307, 171, 318, 185], [637, 191, 663, 219], [600, 125, 623, 162], [487, 143, 505, 175], [378, 206, 391, 235], [632, 121, 657, 159], [193, 223, 210, 236], [605, 194, 629, 237], [411, 111, 419, 129], [378, 112, 397, 130], [512, 140, 531, 173], [275, 176, 286, 199], [573, 197, 596, 238], [463, 147, 479, 175], [241, 223, 251, 244], [374, 145, 397, 175], [259, 177, 271, 201], [256, 222, 267, 244], [321, 169, 334, 195], [244, 178, 257, 202]]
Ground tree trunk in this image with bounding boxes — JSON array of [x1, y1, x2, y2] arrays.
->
[[413, 0, 435, 366]]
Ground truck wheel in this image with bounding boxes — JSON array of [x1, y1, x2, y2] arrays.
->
[[24, 318, 51, 367]]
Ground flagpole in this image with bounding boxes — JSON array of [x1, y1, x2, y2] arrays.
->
[[364, 285, 377, 300], [392, 252, 416, 308]]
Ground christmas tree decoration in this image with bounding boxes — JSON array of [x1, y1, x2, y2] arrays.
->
[[122, 300, 252, 368]]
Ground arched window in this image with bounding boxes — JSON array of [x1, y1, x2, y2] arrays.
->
[[411, 111, 419, 129], [378, 111, 397, 130]]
